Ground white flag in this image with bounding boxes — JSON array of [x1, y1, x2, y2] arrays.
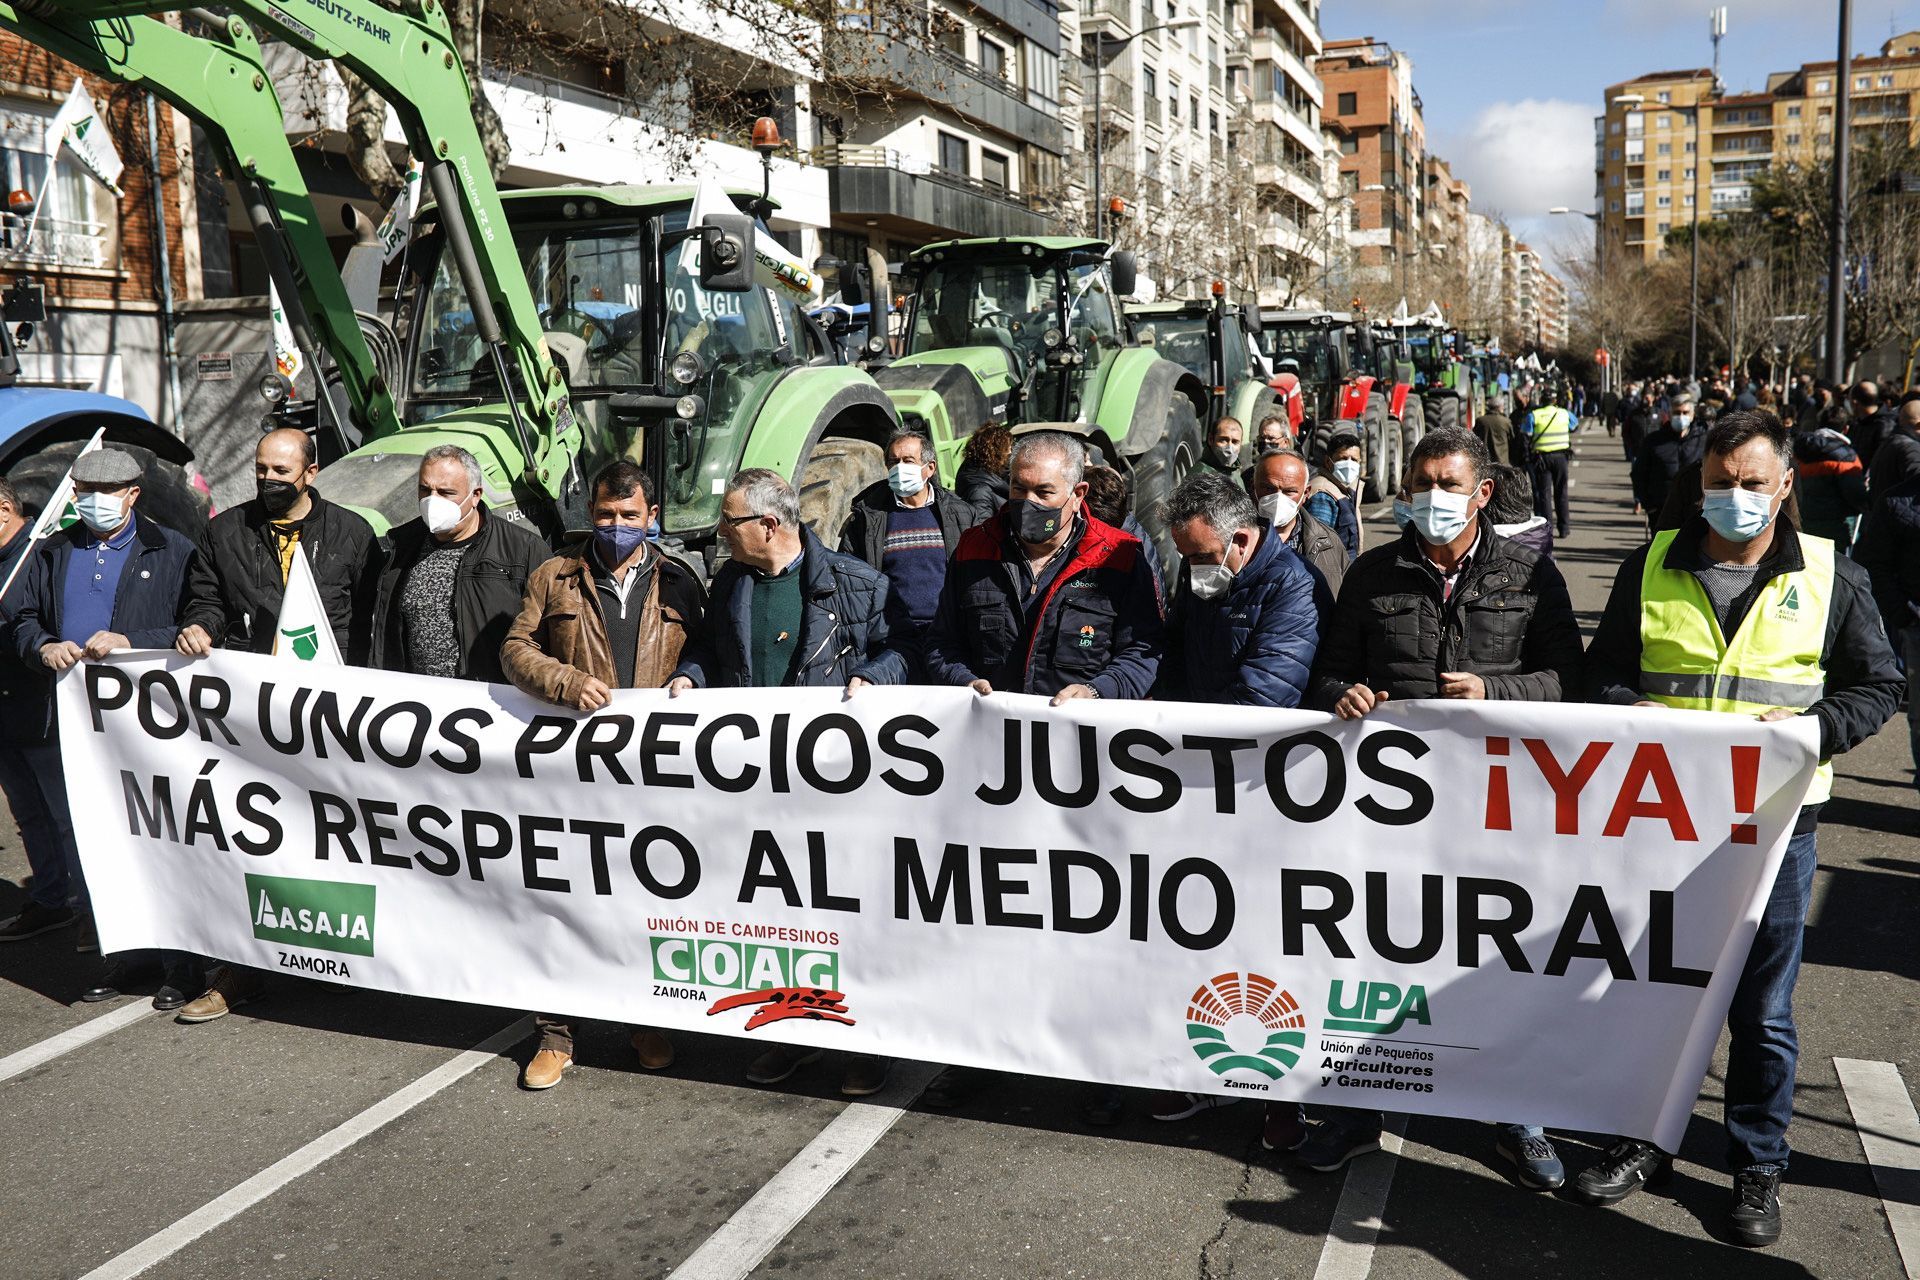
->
[[686, 177, 817, 303], [0, 427, 103, 604], [271, 543, 342, 665], [269, 279, 304, 388], [377, 161, 422, 264], [47, 79, 123, 194]]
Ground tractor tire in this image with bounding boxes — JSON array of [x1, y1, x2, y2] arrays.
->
[[1361, 393, 1392, 503], [1396, 395, 1426, 493], [1430, 393, 1460, 436], [1130, 395, 1203, 570], [1245, 388, 1279, 437], [1305, 420, 1339, 466], [797, 437, 885, 545], [6, 439, 209, 538]]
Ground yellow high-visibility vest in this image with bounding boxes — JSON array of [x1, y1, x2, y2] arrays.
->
[[1530, 406, 1573, 453], [1638, 528, 1834, 804]]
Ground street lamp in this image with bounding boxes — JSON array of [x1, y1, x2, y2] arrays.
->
[[1828, 0, 1854, 383], [1614, 91, 1708, 385], [1088, 15, 1203, 241]]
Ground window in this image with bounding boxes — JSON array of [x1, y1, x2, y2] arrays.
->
[[1609, 147, 1621, 160], [1190, 95, 1200, 130], [979, 147, 1010, 190], [1658, 221, 1671, 234], [1855, 75, 1869, 90], [937, 130, 967, 175], [1657, 115, 1671, 129], [1880, 74, 1895, 88], [930, 8, 966, 59], [1342, 169, 1359, 192], [1025, 45, 1059, 103], [1339, 135, 1358, 155], [1144, 66, 1157, 100], [1684, 141, 1695, 152], [1337, 91, 1356, 114], [978, 36, 1006, 81], [1609, 173, 1621, 186], [1658, 91, 1672, 103], [1787, 104, 1802, 117], [1611, 121, 1622, 134], [1786, 132, 1801, 145], [1657, 168, 1671, 181], [1209, 109, 1219, 135], [0, 97, 110, 269], [1609, 199, 1621, 212], [1657, 142, 1671, 155], [1684, 166, 1696, 179], [1815, 78, 1831, 92], [1684, 194, 1694, 207], [1168, 91, 1178, 121], [1656, 194, 1671, 207]]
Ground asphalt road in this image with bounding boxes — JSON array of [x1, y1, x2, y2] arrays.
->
[[1, 431, 1915, 1280]]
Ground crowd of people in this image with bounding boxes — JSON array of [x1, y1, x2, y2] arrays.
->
[[0, 389, 1907, 1249]]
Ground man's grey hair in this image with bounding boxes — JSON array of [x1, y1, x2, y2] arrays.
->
[[887, 424, 936, 465], [1672, 393, 1694, 409], [1167, 470, 1258, 540], [1408, 427, 1491, 488], [421, 443, 483, 490], [729, 467, 801, 528], [0, 476, 17, 514], [1009, 430, 1086, 488], [1256, 444, 1303, 462]]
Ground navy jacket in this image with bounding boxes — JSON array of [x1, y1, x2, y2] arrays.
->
[[9, 512, 196, 738], [673, 526, 902, 688], [1157, 525, 1325, 708], [1856, 473, 1920, 638], [1791, 427, 1868, 549], [921, 510, 1163, 699]]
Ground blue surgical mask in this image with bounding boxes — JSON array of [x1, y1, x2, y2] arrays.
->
[[74, 491, 126, 534], [1410, 488, 1473, 545], [591, 523, 649, 564], [1391, 497, 1413, 531], [1701, 484, 1780, 543]]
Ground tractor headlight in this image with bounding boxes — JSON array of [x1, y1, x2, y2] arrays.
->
[[1043, 327, 1063, 349], [676, 394, 704, 420], [258, 372, 291, 404], [866, 335, 888, 355], [669, 351, 705, 386]]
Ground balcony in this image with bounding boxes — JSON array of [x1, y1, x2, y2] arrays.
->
[[830, 28, 1066, 154], [815, 144, 1053, 239], [0, 210, 110, 270], [1142, 95, 1163, 128], [1079, 0, 1132, 37]]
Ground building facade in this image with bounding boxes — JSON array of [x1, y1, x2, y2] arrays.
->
[[1315, 38, 1425, 290]]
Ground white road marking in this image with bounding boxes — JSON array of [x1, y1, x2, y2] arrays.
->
[[1311, 1115, 1407, 1280], [667, 1062, 939, 1279], [0, 1000, 152, 1084], [77, 1015, 532, 1280], [1836, 1057, 1920, 1278]]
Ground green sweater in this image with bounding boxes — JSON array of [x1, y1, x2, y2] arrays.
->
[[749, 556, 806, 685]]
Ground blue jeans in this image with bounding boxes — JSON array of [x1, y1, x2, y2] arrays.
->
[[1904, 627, 1919, 793], [1724, 827, 1818, 1172], [0, 742, 81, 911]]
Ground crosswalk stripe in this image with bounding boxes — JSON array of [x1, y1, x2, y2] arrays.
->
[[0, 1000, 153, 1084], [77, 1016, 532, 1280], [1311, 1114, 1407, 1280], [1836, 1057, 1920, 1278]]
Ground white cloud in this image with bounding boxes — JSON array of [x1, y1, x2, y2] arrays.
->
[[1446, 98, 1595, 226]]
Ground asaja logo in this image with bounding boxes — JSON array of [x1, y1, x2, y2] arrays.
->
[[280, 625, 321, 661], [1324, 980, 1431, 1036], [1773, 584, 1802, 621], [246, 873, 375, 957], [1185, 971, 1307, 1080]]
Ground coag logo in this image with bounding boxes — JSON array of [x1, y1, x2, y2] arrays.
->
[[649, 935, 838, 991], [1324, 980, 1431, 1036], [246, 873, 375, 957], [1185, 971, 1307, 1080]]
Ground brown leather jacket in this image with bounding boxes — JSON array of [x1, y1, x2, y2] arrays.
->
[[502, 545, 703, 705]]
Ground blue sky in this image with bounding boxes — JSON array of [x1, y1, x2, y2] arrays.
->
[[1334, 0, 1920, 265]]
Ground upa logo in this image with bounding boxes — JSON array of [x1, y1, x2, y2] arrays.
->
[[1324, 980, 1431, 1036], [245, 873, 375, 957], [1185, 971, 1308, 1082]]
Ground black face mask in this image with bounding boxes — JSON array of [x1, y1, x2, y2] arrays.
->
[[1012, 497, 1070, 545], [258, 479, 303, 518]]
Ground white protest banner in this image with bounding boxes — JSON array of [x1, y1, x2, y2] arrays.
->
[[59, 654, 1820, 1149]]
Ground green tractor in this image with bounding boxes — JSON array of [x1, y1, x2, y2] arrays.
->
[[14, 1, 898, 569], [871, 237, 1209, 559], [1128, 290, 1276, 432], [1395, 316, 1473, 437]]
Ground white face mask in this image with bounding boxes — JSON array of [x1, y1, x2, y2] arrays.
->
[[1258, 491, 1300, 529], [420, 493, 467, 536], [887, 461, 927, 499], [74, 491, 127, 534], [1410, 488, 1474, 545], [1187, 560, 1234, 600], [1331, 458, 1362, 490]]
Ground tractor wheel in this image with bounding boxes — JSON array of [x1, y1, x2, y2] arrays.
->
[[797, 437, 885, 544], [1245, 388, 1278, 438], [1305, 420, 1339, 466], [1430, 393, 1460, 435], [1130, 395, 1203, 570], [6, 439, 209, 538], [1361, 393, 1392, 503], [1396, 395, 1426, 494]]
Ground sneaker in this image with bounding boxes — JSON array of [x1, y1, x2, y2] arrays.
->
[[521, 1048, 572, 1090], [1570, 1139, 1670, 1206], [0, 902, 75, 942], [1728, 1166, 1784, 1247], [839, 1054, 892, 1097], [1295, 1125, 1383, 1173], [176, 965, 264, 1024], [1150, 1091, 1235, 1122], [1262, 1102, 1307, 1152], [1496, 1129, 1567, 1192], [745, 1045, 822, 1085], [631, 1028, 675, 1071]]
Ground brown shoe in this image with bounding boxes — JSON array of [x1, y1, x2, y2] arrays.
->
[[631, 1028, 675, 1070], [521, 1048, 572, 1090], [840, 1054, 893, 1097], [176, 965, 261, 1024]]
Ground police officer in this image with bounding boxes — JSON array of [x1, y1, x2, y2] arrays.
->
[[1521, 391, 1575, 539]]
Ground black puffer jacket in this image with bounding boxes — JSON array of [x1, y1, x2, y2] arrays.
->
[[369, 505, 550, 683], [180, 488, 382, 663], [1308, 519, 1583, 708], [954, 461, 1009, 526]]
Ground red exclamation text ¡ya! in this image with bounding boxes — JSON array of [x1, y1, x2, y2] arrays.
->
[[1730, 745, 1761, 845], [1485, 736, 1511, 831]]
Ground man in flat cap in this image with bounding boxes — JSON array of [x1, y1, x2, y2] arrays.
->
[[5, 446, 199, 1005]]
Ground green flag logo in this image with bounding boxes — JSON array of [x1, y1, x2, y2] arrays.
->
[[280, 624, 320, 660]]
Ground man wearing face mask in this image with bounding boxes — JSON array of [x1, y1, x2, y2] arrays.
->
[[1301, 427, 1582, 1179], [1578, 412, 1900, 1247], [1632, 393, 1706, 535], [502, 461, 705, 1090], [838, 427, 974, 678], [1202, 417, 1245, 474], [1247, 447, 1346, 596], [6, 448, 197, 984], [176, 428, 381, 664], [1306, 430, 1364, 558], [369, 445, 548, 683]]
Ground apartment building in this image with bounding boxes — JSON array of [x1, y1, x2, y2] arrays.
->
[[1226, 0, 1329, 303], [1511, 242, 1566, 351], [1315, 38, 1425, 288], [1594, 68, 1714, 265]]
